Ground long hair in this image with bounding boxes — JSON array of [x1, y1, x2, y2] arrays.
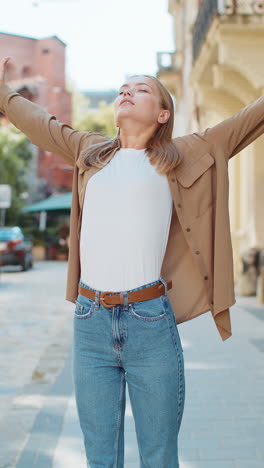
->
[[80, 74, 182, 176]]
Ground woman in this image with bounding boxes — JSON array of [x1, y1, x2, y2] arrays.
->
[[1, 56, 264, 468]]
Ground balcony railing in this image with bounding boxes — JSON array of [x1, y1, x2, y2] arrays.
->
[[193, 0, 264, 62], [157, 51, 183, 73], [219, 0, 264, 15]]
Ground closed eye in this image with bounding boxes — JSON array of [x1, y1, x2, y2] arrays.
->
[[119, 89, 148, 95]]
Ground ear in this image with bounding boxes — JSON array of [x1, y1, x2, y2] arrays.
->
[[157, 109, 170, 124]]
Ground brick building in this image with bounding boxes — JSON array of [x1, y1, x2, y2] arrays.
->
[[0, 32, 73, 201]]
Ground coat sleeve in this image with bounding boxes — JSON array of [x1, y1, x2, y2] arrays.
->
[[0, 84, 106, 167], [197, 95, 264, 160]]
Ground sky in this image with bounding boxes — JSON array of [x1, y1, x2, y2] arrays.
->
[[1, 0, 175, 91]]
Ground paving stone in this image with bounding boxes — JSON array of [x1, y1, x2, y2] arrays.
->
[[198, 446, 258, 460], [52, 395, 86, 468], [179, 463, 236, 468], [234, 462, 264, 468]]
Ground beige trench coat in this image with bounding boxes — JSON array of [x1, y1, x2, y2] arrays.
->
[[1, 83, 264, 341]]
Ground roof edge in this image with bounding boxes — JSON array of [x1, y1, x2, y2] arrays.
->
[[0, 31, 66, 46]]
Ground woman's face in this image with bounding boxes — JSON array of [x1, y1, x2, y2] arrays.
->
[[113, 76, 167, 129]]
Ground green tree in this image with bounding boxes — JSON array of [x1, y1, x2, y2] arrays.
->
[[74, 100, 117, 137], [0, 123, 32, 225], [67, 81, 117, 138]]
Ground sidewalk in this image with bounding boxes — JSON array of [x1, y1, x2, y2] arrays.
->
[[14, 295, 264, 468]]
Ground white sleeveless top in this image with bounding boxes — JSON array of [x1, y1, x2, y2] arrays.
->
[[79, 148, 173, 291]]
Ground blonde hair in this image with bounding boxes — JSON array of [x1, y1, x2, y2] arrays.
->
[[80, 74, 182, 176]]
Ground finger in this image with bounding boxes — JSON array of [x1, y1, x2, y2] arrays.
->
[[0, 56, 11, 68], [0, 57, 12, 82]]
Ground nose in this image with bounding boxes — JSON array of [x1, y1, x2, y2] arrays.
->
[[123, 88, 132, 97]]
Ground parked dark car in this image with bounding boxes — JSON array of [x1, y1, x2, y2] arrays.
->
[[0, 226, 34, 271]]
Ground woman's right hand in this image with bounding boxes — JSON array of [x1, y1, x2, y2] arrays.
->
[[0, 57, 12, 85]]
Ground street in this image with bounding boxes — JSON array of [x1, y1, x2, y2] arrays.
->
[[0, 261, 264, 468]]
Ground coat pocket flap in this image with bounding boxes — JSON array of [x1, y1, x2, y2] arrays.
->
[[176, 152, 215, 188]]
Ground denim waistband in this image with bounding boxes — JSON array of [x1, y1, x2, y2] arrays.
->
[[78, 275, 169, 309]]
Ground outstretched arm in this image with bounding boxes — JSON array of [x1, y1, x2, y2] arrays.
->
[[195, 94, 264, 161], [0, 57, 106, 167]]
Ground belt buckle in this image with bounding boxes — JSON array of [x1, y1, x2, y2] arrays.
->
[[100, 291, 116, 308]]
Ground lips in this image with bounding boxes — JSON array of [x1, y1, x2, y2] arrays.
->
[[120, 99, 134, 106]]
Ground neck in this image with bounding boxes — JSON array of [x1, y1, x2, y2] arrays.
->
[[118, 128, 152, 150]]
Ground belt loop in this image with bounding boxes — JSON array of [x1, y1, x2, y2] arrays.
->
[[159, 275, 168, 295], [123, 291, 128, 310], [94, 290, 100, 309]]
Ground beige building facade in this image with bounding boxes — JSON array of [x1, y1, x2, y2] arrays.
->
[[157, 0, 264, 284]]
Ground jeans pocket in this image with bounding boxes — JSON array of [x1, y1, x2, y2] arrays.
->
[[128, 295, 169, 321], [74, 296, 95, 319]]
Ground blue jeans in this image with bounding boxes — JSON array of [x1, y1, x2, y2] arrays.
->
[[72, 276, 185, 468]]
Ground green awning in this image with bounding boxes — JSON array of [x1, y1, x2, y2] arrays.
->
[[22, 192, 72, 213]]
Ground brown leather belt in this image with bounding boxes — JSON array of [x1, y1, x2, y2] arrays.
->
[[78, 279, 172, 309]]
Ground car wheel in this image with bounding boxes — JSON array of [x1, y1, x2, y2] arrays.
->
[[21, 253, 32, 271]]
